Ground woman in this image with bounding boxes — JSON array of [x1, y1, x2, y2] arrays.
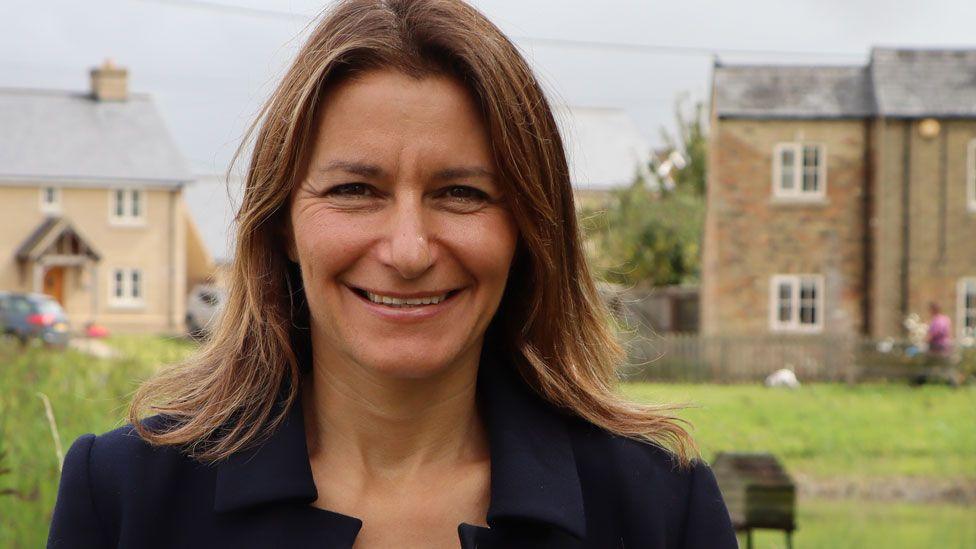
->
[[48, 1, 737, 547]]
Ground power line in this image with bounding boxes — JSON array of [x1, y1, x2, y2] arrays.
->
[[131, 0, 865, 60], [133, 0, 309, 21], [507, 35, 862, 59]]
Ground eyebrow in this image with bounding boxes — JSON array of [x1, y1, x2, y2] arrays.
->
[[317, 161, 495, 181], [318, 160, 383, 178]]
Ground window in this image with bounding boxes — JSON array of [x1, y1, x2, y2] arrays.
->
[[773, 143, 826, 199], [959, 278, 976, 340], [770, 274, 824, 332], [109, 268, 145, 307], [109, 188, 146, 224], [40, 186, 61, 214], [968, 139, 976, 213]]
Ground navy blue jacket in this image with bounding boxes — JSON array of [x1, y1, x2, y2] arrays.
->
[[48, 352, 738, 548]]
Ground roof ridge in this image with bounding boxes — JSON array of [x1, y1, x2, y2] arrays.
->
[[716, 63, 865, 70], [871, 45, 976, 54], [0, 86, 151, 99]]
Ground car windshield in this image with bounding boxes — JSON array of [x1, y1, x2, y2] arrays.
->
[[35, 299, 64, 315]]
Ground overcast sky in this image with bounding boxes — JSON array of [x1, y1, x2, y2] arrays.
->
[[3, 0, 975, 175]]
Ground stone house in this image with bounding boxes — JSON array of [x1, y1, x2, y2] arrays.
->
[[703, 48, 976, 341], [0, 61, 215, 333]]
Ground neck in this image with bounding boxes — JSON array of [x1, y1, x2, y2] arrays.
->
[[302, 341, 489, 481]]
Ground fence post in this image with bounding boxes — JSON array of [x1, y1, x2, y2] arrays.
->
[[844, 336, 858, 385], [720, 337, 730, 383]]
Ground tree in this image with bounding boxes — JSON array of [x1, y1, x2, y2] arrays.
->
[[579, 173, 703, 287], [658, 95, 707, 197], [578, 93, 707, 287]]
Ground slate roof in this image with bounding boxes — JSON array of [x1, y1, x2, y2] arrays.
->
[[15, 216, 101, 262], [0, 88, 193, 186], [712, 65, 873, 119], [870, 48, 976, 118], [713, 47, 976, 119]]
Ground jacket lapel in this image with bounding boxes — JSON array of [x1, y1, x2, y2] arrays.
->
[[211, 347, 587, 548]]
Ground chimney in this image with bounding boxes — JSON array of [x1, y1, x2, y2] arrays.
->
[[90, 59, 128, 101]]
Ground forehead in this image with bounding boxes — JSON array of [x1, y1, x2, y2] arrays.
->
[[309, 69, 492, 165]]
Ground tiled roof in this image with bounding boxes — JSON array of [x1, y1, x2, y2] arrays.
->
[[713, 47, 976, 119], [0, 88, 192, 186], [870, 48, 976, 117], [15, 216, 101, 262], [713, 65, 873, 119]]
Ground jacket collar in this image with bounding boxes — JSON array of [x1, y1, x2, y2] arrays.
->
[[213, 348, 587, 540]]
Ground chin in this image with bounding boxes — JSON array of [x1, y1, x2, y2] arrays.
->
[[355, 346, 463, 380], [363, 357, 454, 380]]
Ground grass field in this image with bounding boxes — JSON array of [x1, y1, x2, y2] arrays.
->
[[0, 335, 195, 548], [621, 382, 976, 481], [1, 336, 973, 547], [740, 499, 976, 548]]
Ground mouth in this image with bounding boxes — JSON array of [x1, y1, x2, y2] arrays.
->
[[346, 285, 464, 308]]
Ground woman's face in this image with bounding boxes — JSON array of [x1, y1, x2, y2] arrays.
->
[[287, 69, 519, 379]]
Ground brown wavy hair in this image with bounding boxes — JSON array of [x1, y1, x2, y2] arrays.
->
[[130, 0, 699, 467]]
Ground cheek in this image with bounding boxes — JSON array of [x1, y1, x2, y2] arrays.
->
[[292, 209, 373, 279], [444, 211, 519, 286]]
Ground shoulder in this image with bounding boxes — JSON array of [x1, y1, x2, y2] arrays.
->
[[79, 415, 191, 489], [50, 415, 202, 546], [567, 416, 698, 498], [85, 413, 202, 487], [565, 418, 738, 548]]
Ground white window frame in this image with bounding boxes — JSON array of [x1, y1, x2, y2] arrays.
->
[[108, 267, 145, 308], [769, 274, 825, 333], [958, 277, 976, 340], [39, 186, 61, 214], [967, 139, 976, 213], [772, 143, 827, 200], [109, 188, 146, 225]]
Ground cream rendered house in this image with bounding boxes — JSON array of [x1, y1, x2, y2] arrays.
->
[[0, 61, 215, 333]]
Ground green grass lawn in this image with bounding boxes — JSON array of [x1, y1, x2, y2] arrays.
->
[[740, 499, 976, 549], [1, 337, 974, 547], [0, 335, 195, 548], [622, 382, 976, 480]]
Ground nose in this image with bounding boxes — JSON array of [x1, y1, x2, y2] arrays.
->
[[380, 195, 434, 279]]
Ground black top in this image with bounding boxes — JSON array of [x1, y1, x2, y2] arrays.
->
[[48, 351, 738, 548]]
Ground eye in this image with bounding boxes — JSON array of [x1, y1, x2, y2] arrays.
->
[[323, 183, 374, 198], [442, 185, 490, 202]]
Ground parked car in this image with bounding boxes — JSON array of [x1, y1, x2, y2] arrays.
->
[[0, 291, 71, 348], [186, 283, 226, 338]]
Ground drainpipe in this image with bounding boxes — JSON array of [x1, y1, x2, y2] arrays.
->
[[938, 124, 948, 264], [168, 189, 176, 331], [900, 121, 911, 322], [861, 118, 873, 336]]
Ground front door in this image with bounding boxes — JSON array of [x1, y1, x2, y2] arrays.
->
[[43, 267, 65, 304]]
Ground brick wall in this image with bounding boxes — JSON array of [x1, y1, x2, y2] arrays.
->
[[871, 119, 976, 338], [703, 119, 868, 336]]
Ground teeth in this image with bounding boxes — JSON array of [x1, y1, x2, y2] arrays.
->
[[364, 290, 450, 307]]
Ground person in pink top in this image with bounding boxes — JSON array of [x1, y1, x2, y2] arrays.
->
[[926, 301, 953, 357]]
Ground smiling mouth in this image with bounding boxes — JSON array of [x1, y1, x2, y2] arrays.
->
[[348, 286, 463, 308]]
